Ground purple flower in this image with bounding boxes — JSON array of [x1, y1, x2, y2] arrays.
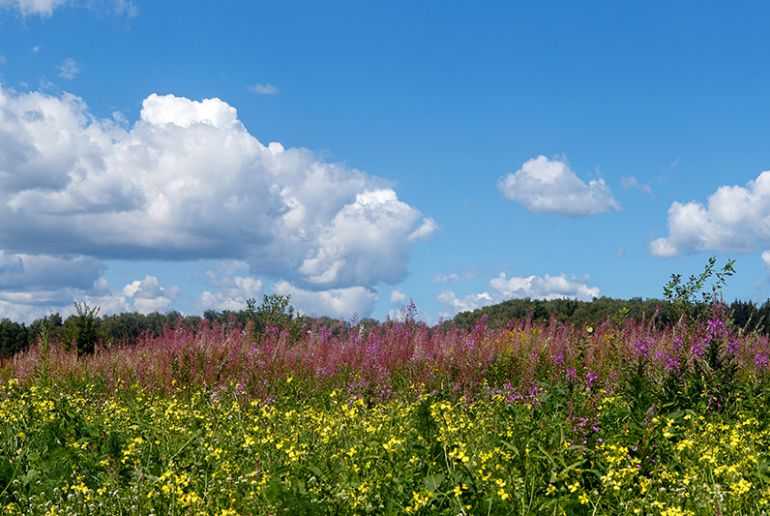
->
[[690, 339, 706, 360], [585, 370, 598, 390], [634, 338, 652, 360], [754, 351, 769, 370], [707, 318, 725, 339], [664, 353, 681, 374], [727, 338, 739, 355]]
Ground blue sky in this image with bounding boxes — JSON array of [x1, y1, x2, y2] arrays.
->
[[1, 1, 770, 322]]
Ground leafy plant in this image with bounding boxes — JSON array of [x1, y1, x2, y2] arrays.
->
[[246, 294, 302, 342], [662, 256, 735, 322], [71, 301, 100, 356]]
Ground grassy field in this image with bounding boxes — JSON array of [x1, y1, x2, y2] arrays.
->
[[3, 314, 770, 514]]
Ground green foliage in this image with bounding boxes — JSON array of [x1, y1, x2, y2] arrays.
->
[[452, 296, 678, 331], [246, 294, 302, 342], [71, 301, 100, 357], [0, 319, 30, 359], [662, 256, 735, 322]]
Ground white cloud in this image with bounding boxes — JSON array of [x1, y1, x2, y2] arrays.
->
[[390, 289, 407, 304], [197, 267, 263, 312], [0, 55, 6, 65], [121, 275, 179, 314], [75, 276, 178, 316], [0, 0, 66, 16], [498, 155, 620, 216], [651, 170, 770, 257], [0, 0, 136, 17], [437, 272, 600, 316], [490, 272, 599, 301], [437, 290, 494, 314], [762, 251, 770, 273], [247, 83, 279, 95], [0, 87, 434, 295], [621, 175, 652, 195], [57, 57, 82, 80], [273, 281, 377, 319], [407, 217, 437, 242], [0, 251, 143, 322]]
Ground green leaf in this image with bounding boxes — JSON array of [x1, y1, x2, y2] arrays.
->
[[423, 472, 444, 492]]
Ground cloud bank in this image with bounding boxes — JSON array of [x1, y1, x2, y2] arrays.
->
[[437, 272, 600, 316], [0, 87, 434, 320]]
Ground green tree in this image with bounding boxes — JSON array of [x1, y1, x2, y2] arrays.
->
[[72, 301, 100, 356], [662, 256, 735, 323], [246, 294, 302, 342]]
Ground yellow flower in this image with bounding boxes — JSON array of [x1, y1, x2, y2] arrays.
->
[[579, 492, 589, 505]]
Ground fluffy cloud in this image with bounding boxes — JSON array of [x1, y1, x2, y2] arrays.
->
[[0, 87, 434, 296], [0, 251, 106, 316], [197, 265, 263, 312], [273, 281, 377, 320], [437, 272, 600, 316], [490, 273, 600, 301], [390, 289, 407, 304], [0, 250, 179, 321], [122, 275, 179, 314], [498, 155, 620, 216], [651, 171, 770, 257], [437, 290, 494, 315], [762, 251, 770, 273]]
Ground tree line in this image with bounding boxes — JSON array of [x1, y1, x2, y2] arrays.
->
[[451, 296, 770, 332], [0, 294, 373, 359], [5, 294, 770, 359]]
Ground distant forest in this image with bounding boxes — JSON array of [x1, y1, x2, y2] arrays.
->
[[2, 296, 770, 359]]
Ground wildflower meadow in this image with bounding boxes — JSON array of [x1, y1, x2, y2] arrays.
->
[[3, 295, 770, 515]]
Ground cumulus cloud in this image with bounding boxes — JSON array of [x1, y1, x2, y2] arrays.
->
[[273, 281, 377, 319], [437, 290, 494, 315], [390, 289, 407, 304], [197, 265, 263, 312], [122, 275, 179, 314], [0, 251, 108, 319], [57, 57, 82, 80], [0, 251, 104, 290], [247, 83, 279, 95], [651, 170, 770, 257], [0, 87, 434, 296], [437, 272, 600, 316], [498, 155, 620, 216], [0, 251, 179, 321]]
